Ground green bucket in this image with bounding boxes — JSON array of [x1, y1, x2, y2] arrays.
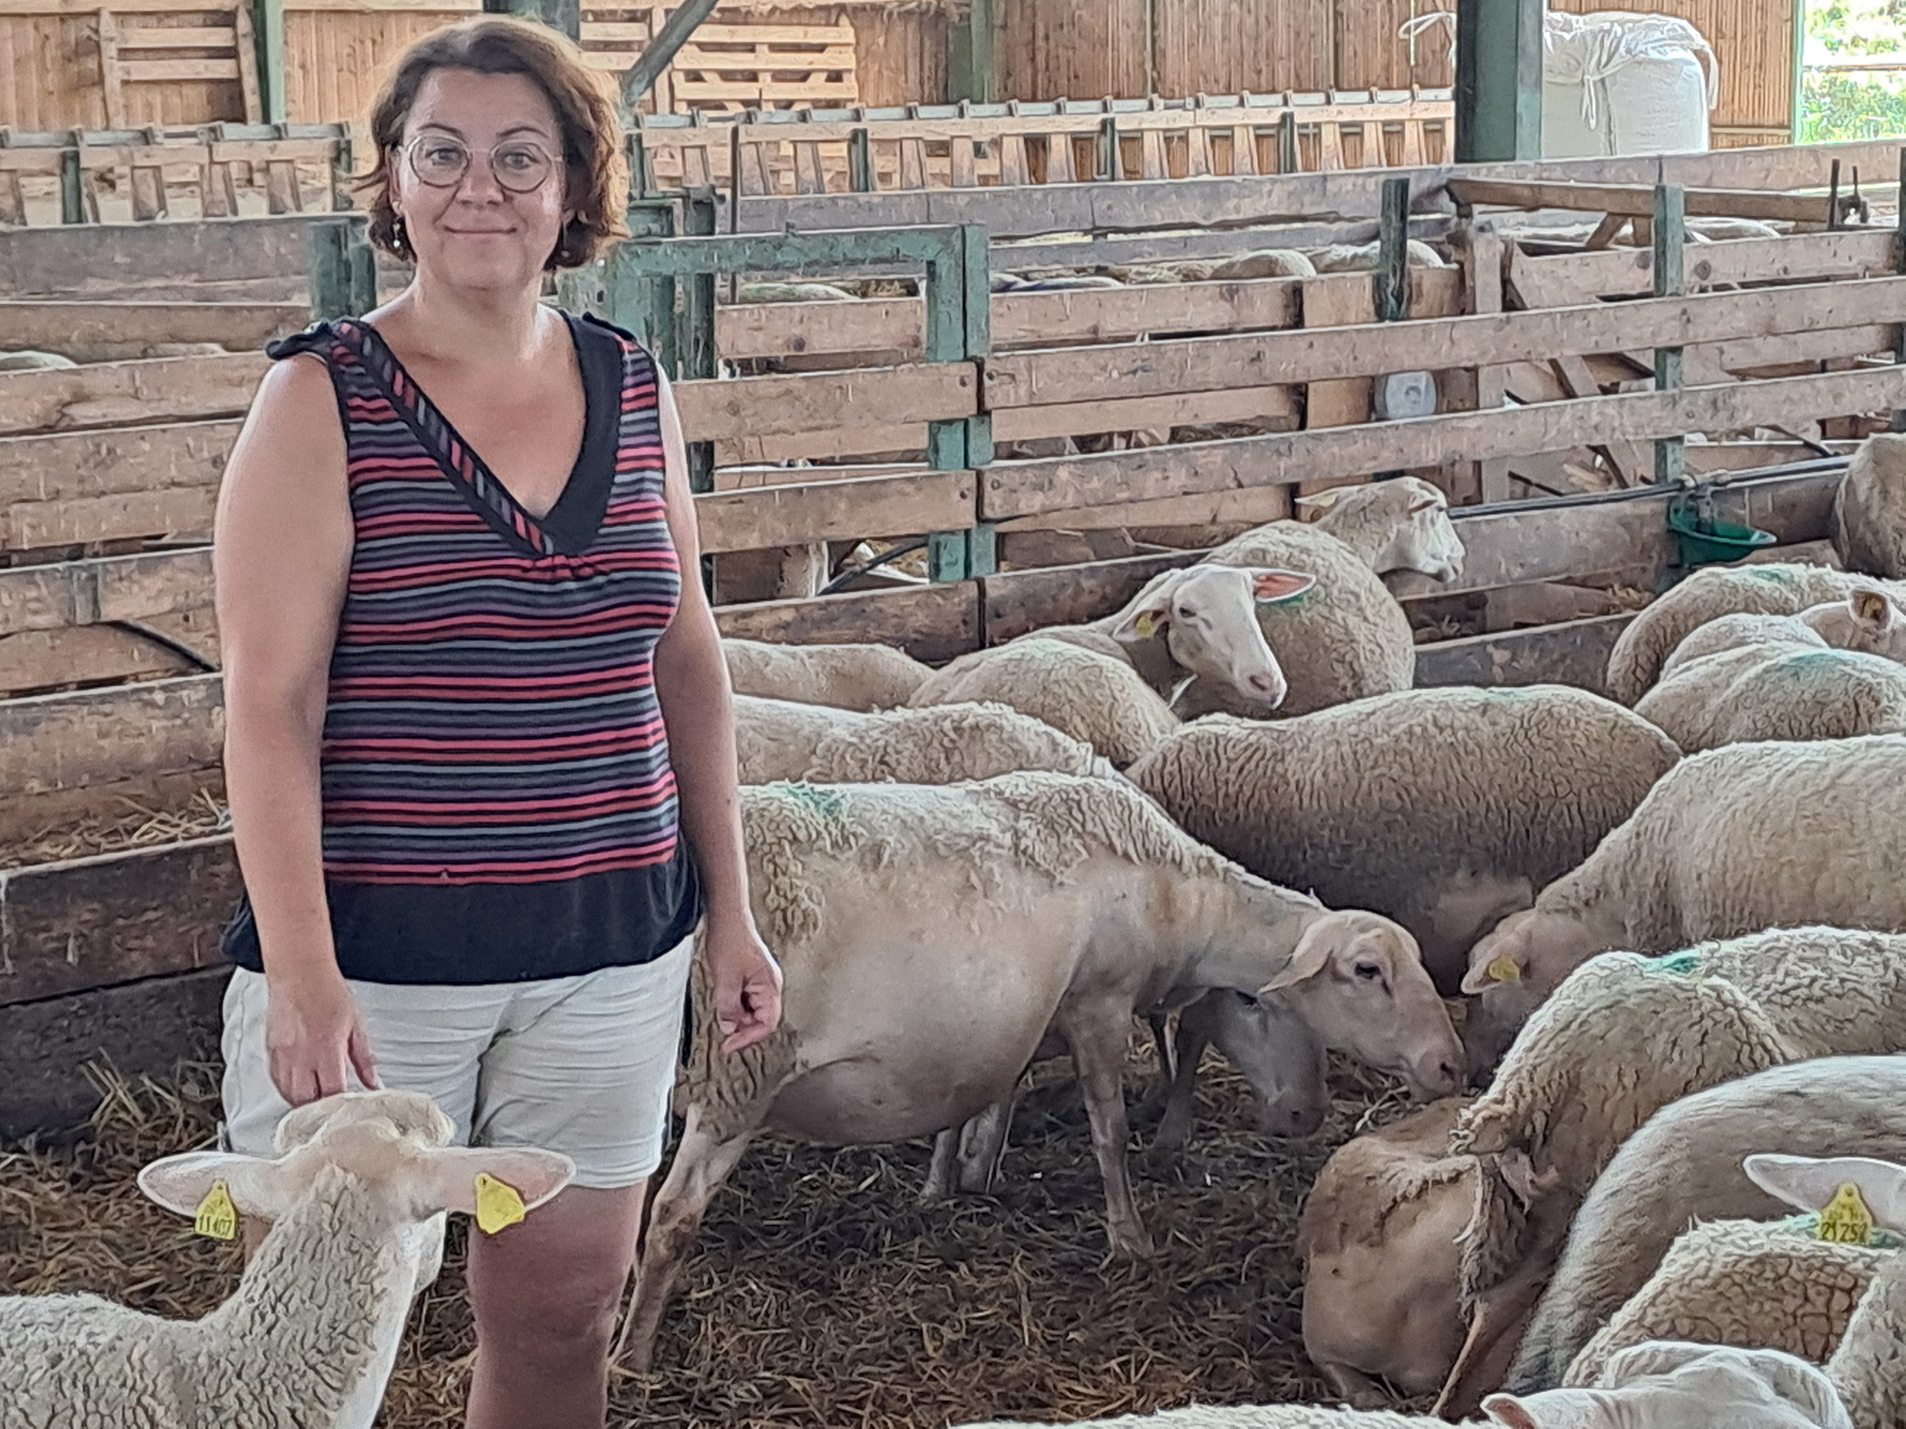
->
[[1668, 495, 1777, 567]]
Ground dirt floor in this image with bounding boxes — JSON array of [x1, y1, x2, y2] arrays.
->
[[0, 1046, 1424, 1428]]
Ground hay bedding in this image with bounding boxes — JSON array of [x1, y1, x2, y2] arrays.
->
[[1, 1051, 1418, 1428]]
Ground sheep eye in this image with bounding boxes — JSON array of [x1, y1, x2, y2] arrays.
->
[[1354, 962, 1382, 981], [1176, 606, 1199, 622]]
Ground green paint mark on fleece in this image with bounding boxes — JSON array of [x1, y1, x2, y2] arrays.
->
[[770, 781, 848, 823], [1641, 950, 1705, 977]]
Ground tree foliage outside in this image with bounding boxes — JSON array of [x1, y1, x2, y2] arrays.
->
[[1802, 0, 1906, 141]]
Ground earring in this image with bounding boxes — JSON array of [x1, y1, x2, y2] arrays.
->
[[392, 213, 409, 253]]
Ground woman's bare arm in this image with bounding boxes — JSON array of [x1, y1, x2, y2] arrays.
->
[[649, 367, 782, 1053], [212, 354, 378, 1102]]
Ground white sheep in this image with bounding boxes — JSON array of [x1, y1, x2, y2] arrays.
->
[[1305, 239, 1451, 273], [1210, 249, 1320, 280], [1834, 432, 1906, 580], [723, 636, 933, 711], [1150, 987, 1333, 1150], [1128, 685, 1681, 992], [1296, 1097, 1481, 1406], [948, 1343, 1849, 1427], [1022, 563, 1319, 713], [1175, 478, 1466, 719], [1637, 643, 1906, 751], [906, 637, 1182, 767], [1459, 736, 1906, 1067], [732, 694, 1120, 785], [2, 1089, 573, 1429], [0, 350, 80, 371], [614, 773, 1465, 1370], [1656, 591, 1906, 679], [1459, 1057, 1906, 1410], [1603, 563, 1906, 705], [1564, 1152, 1906, 1429]]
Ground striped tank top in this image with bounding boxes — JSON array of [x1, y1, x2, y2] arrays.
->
[[221, 312, 703, 984]]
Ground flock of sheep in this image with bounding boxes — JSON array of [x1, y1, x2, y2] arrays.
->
[[8, 430, 1906, 1428]]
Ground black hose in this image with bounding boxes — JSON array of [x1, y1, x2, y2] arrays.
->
[[816, 537, 930, 597]]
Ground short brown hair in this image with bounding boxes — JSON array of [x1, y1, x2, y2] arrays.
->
[[356, 16, 629, 270]]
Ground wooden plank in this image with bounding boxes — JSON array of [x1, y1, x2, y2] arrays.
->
[[672, 363, 977, 442], [981, 550, 1195, 643], [981, 276, 1906, 411], [0, 966, 230, 1141], [711, 279, 1304, 364], [1412, 612, 1637, 697], [692, 469, 974, 553], [1448, 178, 1840, 225], [713, 580, 978, 662], [0, 835, 236, 1005], [1301, 272, 1376, 433], [995, 384, 1297, 444], [3, 486, 219, 549], [979, 367, 1905, 518], [0, 673, 223, 801], [0, 418, 239, 505], [0, 622, 204, 694], [999, 483, 1291, 535], [1510, 231, 1897, 306], [0, 302, 303, 361], [0, 352, 267, 436], [114, 24, 234, 46]]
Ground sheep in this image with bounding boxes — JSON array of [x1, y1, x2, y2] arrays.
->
[[614, 772, 1465, 1369], [948, 1342, 1851, 1427], [906, 637, 1182, 767], [1128, 685, 1681, 994], [1437, 1056, 1906, 1414], [1151, 987, 1333, 1150], [3, 1089, 573, 1429], [1446, 929, 1906, 1404], [722, 635, 933, 711], [1019, 563, 1320, 712], [1635, 641, 1906, 751], [1296, 1097, 1481, 1406], [1603, 563, 1906, 705], [1459, 735, 1906, 1068], [1174, 478, 1466, 719], [1305, 239, 1451, 273], [1563, 1152, 1906, 1427], [734, 280, 857, 303], [1834, 432, 1906, 580], [1655, 590, 1906, 680], [1209, 249, 1320, 280], [0, 349, 79, 371], [732, 694, 1120, 786]]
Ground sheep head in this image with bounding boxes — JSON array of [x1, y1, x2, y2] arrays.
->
[[1481, 1343, 1851, 1429], [1108, 564, 1314, 711]]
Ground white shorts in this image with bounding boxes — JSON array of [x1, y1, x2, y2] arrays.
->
[[219, 935, 694, 1190]]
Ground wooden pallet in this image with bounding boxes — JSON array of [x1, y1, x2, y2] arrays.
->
[[581, 9, 858, 114], [638, 89, 1453, 195], [95, 5, 263, 130]]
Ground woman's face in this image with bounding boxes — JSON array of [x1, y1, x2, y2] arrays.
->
[[392, 66, 573, 292]]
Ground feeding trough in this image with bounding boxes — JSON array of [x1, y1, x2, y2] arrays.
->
[[1668, 491, 1778, 567]]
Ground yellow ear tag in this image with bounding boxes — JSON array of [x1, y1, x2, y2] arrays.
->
[[1817, 1182, 1876, 1245], [1486, 955, 1522, 983], [194, 1180, 238, 1241], [474, 1173, 527, 1236], [1133, 611, 1161, 639]]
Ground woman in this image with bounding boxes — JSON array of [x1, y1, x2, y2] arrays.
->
[[209, 17, 781, 1428]]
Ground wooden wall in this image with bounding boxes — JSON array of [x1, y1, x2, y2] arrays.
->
[[0, 0, 249, 130], [282, 0, 477, 127]]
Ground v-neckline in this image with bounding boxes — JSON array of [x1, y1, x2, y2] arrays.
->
[[342, 314, 614, 558]]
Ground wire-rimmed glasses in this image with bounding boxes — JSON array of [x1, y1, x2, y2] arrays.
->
[[401, 134, 556, 194]]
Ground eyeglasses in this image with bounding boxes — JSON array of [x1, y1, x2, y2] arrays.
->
[[401, 134, 556, 194]]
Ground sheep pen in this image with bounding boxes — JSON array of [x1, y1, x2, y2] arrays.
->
[[0, 1055, 1431, 1429]]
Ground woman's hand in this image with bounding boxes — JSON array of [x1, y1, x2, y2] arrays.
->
[[703, 916, 783, 1054], [265, 968, 381, 1105]]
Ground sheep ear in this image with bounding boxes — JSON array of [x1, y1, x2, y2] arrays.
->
[[1407, 494, 1443, 514], [1460, 941, 1524, 996], [1108, 571, 1179, 644], [1257, 919, 1338, 992], [1851, 588, 1891, 629], [1250, 568, 1316, 604], [1292, 486, 1347, 512], [415, 1146, 577, 1222], [1744, 1153, 1906, 1232], [1478, 1395, 1542, 1429], [139, 1151, 284, 1221]]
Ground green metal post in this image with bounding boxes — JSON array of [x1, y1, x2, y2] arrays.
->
[[1892, 151, 1905, 431], [961, 222, 995, 577], [925, 223, 974, 582], [310, 215, 373, 321], [1653, 183, 1686, 485], [1277, 111, 1299, 174], [949, 0, 996, 104], [600, 199, 679, 362], [1454, 0, 1544, 162], [621, 0, 722, 117], [1098, 116, 1120, 181], [256, 0, 288, 124], [681, 189, 718, 495], [848, 127, 874, 193], [60, 145, 83, 225], [1376, 176, 1410, 323]]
